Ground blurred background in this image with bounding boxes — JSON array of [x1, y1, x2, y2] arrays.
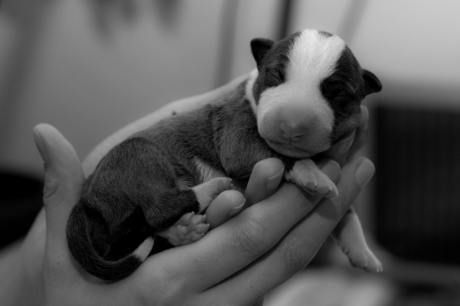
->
[[1, 0, 459, 305]]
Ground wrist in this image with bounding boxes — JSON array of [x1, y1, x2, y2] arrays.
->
[[0, 214, 47, 305], [0, 243, 36, 305]]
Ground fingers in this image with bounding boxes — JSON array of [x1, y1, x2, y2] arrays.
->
[[33, 124, 85, 255], [244, 158, 285, 207], [205, 157, 375, 305], [155, 161, 341, 292], [205, 158, 284, 229], [348, 105, 370, 158], [323, 130, 356, 166], [205, 190, 245, 229], [323, 105, 370, 165]]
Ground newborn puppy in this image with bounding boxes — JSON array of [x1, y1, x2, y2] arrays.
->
[[67, 29, 382, 281]]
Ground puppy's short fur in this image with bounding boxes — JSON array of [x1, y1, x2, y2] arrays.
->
[[67, 29, 382, 281]]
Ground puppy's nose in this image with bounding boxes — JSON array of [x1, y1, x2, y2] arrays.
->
[[279, 106, 318, 142], [280, 122, 307, 142]]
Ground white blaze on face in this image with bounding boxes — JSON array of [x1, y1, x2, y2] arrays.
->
[[256, 30, 347, 157]]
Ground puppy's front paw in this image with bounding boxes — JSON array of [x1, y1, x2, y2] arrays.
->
[[286, 159, 338, 198], [160, 212, 210, 247], [346, 247, 383, 273]]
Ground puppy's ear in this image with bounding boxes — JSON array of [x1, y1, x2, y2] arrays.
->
[[251, 38, 274, 69], [362, 69, 382, 95]]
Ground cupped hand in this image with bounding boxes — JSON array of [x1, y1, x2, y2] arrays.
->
[[29, 123, 373, 306], [0, 74, 375, 306], [322, 105, 370, 166]]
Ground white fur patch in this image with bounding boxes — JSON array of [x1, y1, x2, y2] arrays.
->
[[256, 30, 345, 155], [133, 237, 154, 261], [194, 158, 226, 182], [289, 30, 346, 86]]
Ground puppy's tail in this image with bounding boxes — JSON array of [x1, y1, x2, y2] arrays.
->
[[66, 204, 154, 281]]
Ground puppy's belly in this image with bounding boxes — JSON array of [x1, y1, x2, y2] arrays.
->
[[194, 158, 227, 182]]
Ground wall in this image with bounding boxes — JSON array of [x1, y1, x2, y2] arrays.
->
[[289, 0, 460, 234], [2, 0, 458, 187], [290, 0, 460, 107], [0, 0, 280, 176]]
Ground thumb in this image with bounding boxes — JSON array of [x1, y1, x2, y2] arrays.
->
[[33, 124, 85, 250]]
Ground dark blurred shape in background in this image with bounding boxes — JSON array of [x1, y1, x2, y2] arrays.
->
[[85, 0, 182, 38], [375, 104, 460, 266], [0, 171, 43, 249]]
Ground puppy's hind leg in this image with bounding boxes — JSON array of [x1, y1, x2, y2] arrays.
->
[[158, 177, 233, 246], [332, 207, 383, 272], [192, 177, 234, 212]]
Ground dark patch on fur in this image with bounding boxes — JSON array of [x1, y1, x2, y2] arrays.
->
[[251, 31, 301, 105], [67, 137, 202, 280], [67, 204, 146, 281], [68, 78, 302, 280], [320, 45, 381, 144]]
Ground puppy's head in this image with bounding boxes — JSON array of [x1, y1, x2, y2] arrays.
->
[[247, 29, 382, 158]]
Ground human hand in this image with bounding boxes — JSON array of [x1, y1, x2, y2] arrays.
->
[[321, 105, 370, 166], [19, 123, 373, 306], [0, 74, 375, 305], [0, 75, 250, 305]]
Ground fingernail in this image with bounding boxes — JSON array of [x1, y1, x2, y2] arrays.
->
[[355, 159, 375, 189], [338, 130, 356, 155], [228, 199, 246, 217], [265, 166, 285, 190], [306, 181, 317, 190], [321, 160, 341, 182], [218, 178, 231, 191], [325, 186, 339, 198]]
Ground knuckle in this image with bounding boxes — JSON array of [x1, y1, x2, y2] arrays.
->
[[278, 235, 311, 273], [231, 213, 272, 257]]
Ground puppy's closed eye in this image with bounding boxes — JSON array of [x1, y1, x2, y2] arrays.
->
[[321, 81, 354, 101], [264, 68, 283, 87], [333, 90, 354, 102]]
